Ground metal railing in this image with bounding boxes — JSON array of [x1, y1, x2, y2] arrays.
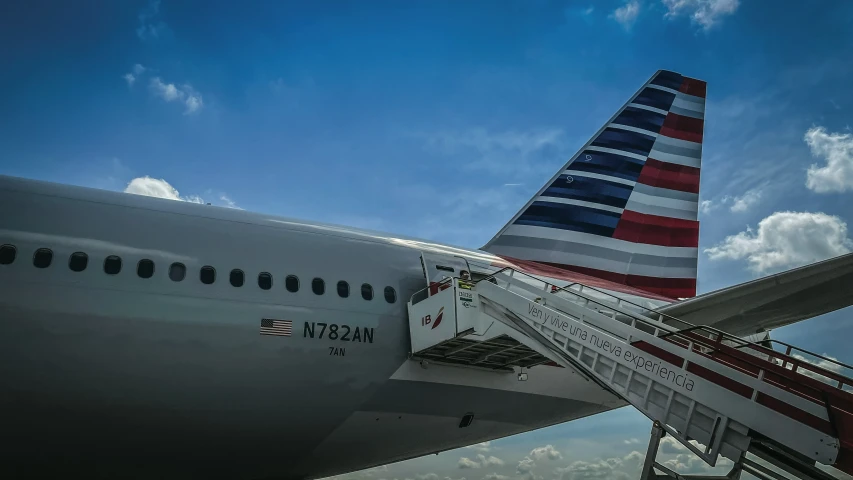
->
[[480, 267, 853, 393]]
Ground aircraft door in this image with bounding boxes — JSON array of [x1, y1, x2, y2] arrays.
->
[[420, 252, 471, 288]]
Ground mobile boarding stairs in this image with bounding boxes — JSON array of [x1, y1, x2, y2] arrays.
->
[[407, 268, 853, 480]]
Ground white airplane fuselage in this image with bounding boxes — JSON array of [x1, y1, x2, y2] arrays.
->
[[0, 176, 626, 480]]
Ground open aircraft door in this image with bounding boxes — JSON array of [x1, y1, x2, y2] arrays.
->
[[420, 252, 471, 287]]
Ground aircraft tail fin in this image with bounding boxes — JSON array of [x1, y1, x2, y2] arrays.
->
[[483, 70, 706, 300]]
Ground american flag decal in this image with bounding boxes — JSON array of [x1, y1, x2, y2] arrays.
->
[[260, 318, 293, 337]]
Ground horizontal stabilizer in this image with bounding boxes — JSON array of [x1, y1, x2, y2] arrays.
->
[[658, 253, 853, 335]]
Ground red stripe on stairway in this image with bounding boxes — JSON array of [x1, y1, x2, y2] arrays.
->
[[659, 112, 704, 143], [612, 210, 700, 248], [632, 341, 684, 367], [686, 362, 753, 398], [636, 158, 701, 194], [756, 392, 834, 436]]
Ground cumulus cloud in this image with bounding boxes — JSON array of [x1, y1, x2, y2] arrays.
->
[[458, 455, 504, 469], [788, 354, 848, 385], [662, 453, 710, 474], [466, 442, 492, 452], [149, 77, 204, 114], [662, 0, 740, 30], [659, 436, 688, 454], [728, 188, 762, 213], [554, 451, 645, 480], [529, 445, 562, 461], [517, 457, 536, 474], [705, 211, 853, 273], [123, 64, 146, 86], [805, 126, 853, 193], [481, 475, 509, 480], [611, 1, 641, 30], [124, 176, 238, 209], [700, 187, 764, 215], [125, 176, 204, 203]]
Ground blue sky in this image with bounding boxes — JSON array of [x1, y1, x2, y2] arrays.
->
[[2, 0, 853, 478]]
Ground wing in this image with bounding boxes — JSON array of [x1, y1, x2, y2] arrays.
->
[[658, 253, 853, 336]]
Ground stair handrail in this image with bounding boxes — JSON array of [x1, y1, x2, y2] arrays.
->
[[481, 267, 853, 391]]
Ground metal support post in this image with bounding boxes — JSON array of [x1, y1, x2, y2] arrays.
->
[[641, 421, 666, 480]]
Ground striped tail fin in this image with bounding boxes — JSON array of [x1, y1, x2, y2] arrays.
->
[[483, 70, 706, 300]]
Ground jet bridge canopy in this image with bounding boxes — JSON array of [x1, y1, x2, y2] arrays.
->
[[407, 269, 853, 480]]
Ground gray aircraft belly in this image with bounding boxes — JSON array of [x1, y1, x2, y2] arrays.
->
[[0, 177, 620, 479]]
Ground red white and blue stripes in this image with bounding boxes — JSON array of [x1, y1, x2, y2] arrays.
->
[[483, 70, 706, 300]]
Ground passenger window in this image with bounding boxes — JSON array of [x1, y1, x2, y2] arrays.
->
[[104, 255, 122, 275], [361, 283, 373, 301], [384, 286, 397, 304], [337, 281, 349, 298], [312, 278, 325, 295], [200, 266, 216, 285], [69, 252, 88, 272], [286, 275, 299, 292], [258, 272, 272, 290], [137, 259, 155, 279], [33, 248, 53, 269], [169, 263, 186, 282], [0, 244, 16, 265], [230, 269, 244, 287]]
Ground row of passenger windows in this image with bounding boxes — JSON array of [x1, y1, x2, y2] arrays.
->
[[0, 244, 397, 303]]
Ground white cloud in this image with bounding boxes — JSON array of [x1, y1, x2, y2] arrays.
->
[[529, 445, 562, 461], [728, 188, 762, 213], [662, 453, 710, 474], [150, 77, 182, 101], [125, 176, 204, 203], [458, 455, 504, 469], [555, 459, 628, 480], [219, 194, 241, 209], [699, 199, 716, 215], [659, 436, 688, 454], [123, 64, 146, 87], [788, 354, 848, 385], [517, 457, 535, 474], [623, 438, 640, 445], [466, 442, 491, 452], [805, 126, 853, 193], [554, 451, 645, 480], [124, 176, 238, 209], [182, 84, 204, 114], [149, 77, 204, 114], [705, 211, 853, 273], [481, 475, 509, 480], [611, 1, 641, 30], [137, 0, 169, 40], [661, 0, 740, 30]]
